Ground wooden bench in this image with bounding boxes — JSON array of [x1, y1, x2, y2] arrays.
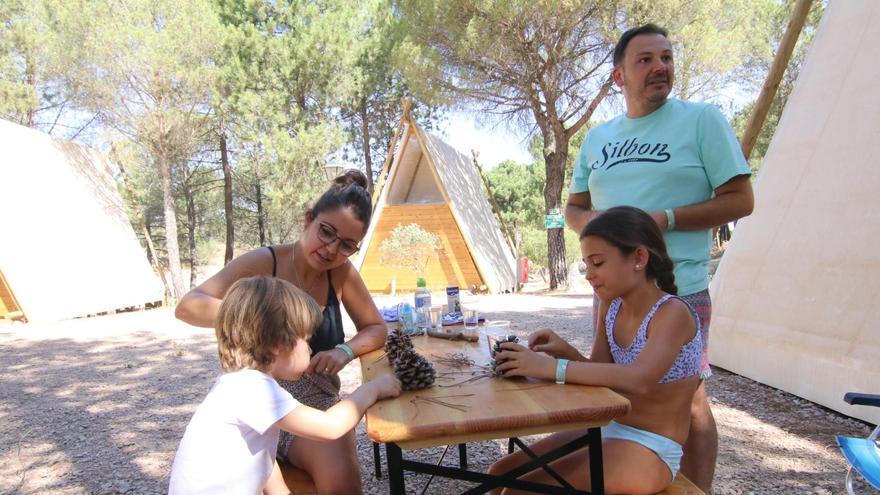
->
[[656, 473, 705, 495], [280, 458, 701, 495], [279, 463, 317, 495]]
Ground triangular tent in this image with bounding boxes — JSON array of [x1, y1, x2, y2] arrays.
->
[[354, 112, 516, 294], [710, 1, 879, 424], [0, 118, 164, 322]]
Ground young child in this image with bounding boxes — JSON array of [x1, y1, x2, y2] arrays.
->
[[490, 206, 703, 494], [169, 276, 401, 494]]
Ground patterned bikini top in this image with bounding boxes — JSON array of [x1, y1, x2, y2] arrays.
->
[[604, 294, 703, 384]]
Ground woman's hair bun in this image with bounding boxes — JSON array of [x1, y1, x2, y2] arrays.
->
[[333, 169, 368, 190]]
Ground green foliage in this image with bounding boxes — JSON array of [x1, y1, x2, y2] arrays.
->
[[1, 0, 801, 289], [620, 0, 780, 101], [378, 223, 441, 277], [0, 0, 95, 137], [485, 159, 544, 229], [518, 227, 582, 272], [731, 0, 825, 173]]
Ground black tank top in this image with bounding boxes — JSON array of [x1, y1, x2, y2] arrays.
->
[[266, 246, 344, 354]]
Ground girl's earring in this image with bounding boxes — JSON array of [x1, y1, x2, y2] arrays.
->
[[635, 264, 641, 270]]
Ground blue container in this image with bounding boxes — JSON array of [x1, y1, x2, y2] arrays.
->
[[397, 302, 416, 335]]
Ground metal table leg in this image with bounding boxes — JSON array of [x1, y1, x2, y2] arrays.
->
[[386, 442, 405, 495], [373, 441, 382, 478], [588, 427, 604, 495]]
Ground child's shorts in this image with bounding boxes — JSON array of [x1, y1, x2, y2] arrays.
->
[[601, 421, 683, 478]]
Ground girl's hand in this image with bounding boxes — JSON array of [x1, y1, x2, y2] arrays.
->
[[528, 329, 582, 361], [369, 373, 402, 400], [494, 342, 556, 381], [306, 348, 350, 376]]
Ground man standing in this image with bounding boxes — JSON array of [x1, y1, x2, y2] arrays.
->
[[565, 24, 754, 492]]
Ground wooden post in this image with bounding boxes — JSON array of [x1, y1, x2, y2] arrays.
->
[[740, 0, 813, 161]]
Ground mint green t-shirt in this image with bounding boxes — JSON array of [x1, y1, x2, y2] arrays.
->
[[570, 98, 750, 295]]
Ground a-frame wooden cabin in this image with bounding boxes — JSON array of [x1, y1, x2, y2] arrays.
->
[[354, 108, 516, 294]]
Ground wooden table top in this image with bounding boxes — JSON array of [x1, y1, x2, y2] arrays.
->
[[361, 326, 631, 449]]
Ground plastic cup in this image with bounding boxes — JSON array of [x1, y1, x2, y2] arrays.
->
[[428, 307, 443, 330], [463, 309, 479, 329]]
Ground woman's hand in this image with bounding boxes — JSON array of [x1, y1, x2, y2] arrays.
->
[[494, 342, 556, 381], [306, 348, 351, 376], [528, 329, 584, 361]]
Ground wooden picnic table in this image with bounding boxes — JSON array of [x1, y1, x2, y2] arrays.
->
[[361, 324, 631, 494]]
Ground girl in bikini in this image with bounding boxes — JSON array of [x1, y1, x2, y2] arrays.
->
[[490, 205, 703, 494]]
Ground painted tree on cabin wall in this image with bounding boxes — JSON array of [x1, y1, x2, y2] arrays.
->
[[394, 0, 776, 289]]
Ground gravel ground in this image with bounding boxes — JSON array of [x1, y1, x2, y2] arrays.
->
[[0, 292, 873, 495]]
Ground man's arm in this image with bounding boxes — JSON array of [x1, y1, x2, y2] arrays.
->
[[650, 174, 754, 231], [565, 191, 603, 237]]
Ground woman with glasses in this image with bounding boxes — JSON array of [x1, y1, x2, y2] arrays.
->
[[175, 169, 386, 494]]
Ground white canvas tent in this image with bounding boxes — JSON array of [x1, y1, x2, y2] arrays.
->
[[0, 118, 164, 323], [354, 113, 516, 294], [710, 1, 880, 424]]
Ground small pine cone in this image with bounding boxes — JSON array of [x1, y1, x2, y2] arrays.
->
[[394, 351, 436, 390], [385, 329, 414, 364]]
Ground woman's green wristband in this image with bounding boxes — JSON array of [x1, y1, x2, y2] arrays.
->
[[555, 359, 570, 384], [335, 343, 355, 361], [664, 208, 676, 231]]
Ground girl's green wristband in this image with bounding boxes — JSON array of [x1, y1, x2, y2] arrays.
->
[[555, 359, 570, 384], [335, 343, 355, 361]]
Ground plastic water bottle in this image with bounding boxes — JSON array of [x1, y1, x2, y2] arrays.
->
[[414, 278, 431, 335]]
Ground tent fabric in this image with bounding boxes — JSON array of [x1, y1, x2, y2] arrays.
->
[[355, 118, 516, 294], [0, 118, 164, 322], [709, 1, 880, 424]]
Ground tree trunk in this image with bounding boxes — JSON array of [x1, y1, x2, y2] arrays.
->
[[184, 171, 198, 289], [113, 146, 172, 299], [25, 54, 36, 128], [255, 162, 266, 246], [543, 132, 569, 290], [157, 149, 186, 300], [358, 97, 374, 194], [219, 123, 234, 264]]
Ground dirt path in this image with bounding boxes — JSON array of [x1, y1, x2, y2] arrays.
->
[[0, 293, 871, 494]]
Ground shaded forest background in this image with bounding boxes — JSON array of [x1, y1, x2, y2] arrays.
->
[[0, 0, 824, 296]]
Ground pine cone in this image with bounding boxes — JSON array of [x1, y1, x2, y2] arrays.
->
[[491, 335, 520, 377], [385, 329, 414, 364], [393, 348, 436, 390]]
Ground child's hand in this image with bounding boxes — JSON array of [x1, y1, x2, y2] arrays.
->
[[528, 329, 581, 361], [370, 373, 402, 400], [306, 349, 350, 377], [494, 342, 555, 381]]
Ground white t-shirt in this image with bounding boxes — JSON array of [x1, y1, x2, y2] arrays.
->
[[169, 369, 301, 495]]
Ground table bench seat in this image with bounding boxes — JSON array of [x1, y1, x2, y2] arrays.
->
[[655, 473, 704, 495]]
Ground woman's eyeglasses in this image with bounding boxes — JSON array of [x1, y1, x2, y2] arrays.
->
[[316, 222, 360, 256]]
